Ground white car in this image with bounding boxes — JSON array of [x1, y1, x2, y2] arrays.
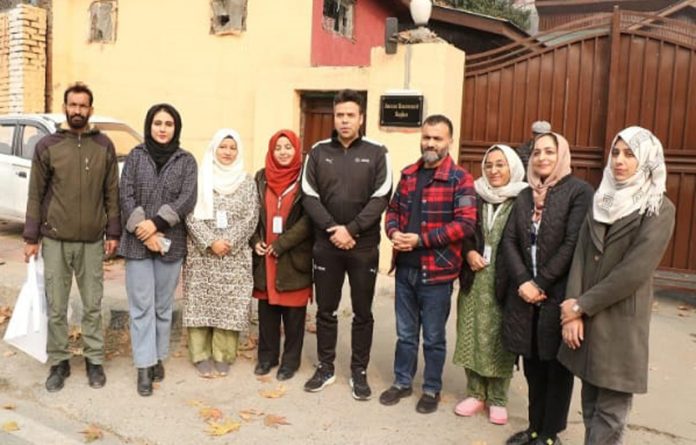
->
[[0, 113, 142, 223]]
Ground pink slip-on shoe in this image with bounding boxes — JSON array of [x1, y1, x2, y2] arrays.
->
[[488, 405, 508, 425], [454, 397, 485, 417]]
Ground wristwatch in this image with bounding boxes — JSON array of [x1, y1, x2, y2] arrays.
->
[[572, 303, 583, 315]]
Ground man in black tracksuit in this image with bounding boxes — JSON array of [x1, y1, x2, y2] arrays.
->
[[301, 89, 391, 400]]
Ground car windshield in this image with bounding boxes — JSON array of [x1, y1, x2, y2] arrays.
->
[[92, 122, 142, 159]]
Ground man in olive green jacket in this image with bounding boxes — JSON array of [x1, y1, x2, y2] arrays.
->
[[23, 83, 121, 392]]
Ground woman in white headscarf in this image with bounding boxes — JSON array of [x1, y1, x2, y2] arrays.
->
[[453, 145, 528, 426], [558, 126, 675, 445], [183, 129, 259, 378]]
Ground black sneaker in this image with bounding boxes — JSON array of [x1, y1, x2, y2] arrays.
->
[[45, 360, 70, 392], [349, 369, 371, 401], [304, 364, 336, 392], [416, 392, 440, 414], [530, 437, 562, 445], [506, 429, 538, 445], [379, 385, 413, 406], [85, 359, 106, 389]]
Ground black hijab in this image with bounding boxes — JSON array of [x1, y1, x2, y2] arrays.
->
[[144, 103, 182, 171]]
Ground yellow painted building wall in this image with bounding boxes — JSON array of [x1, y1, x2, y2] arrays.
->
[[50, 0, 333, 164], [50, 1, 466, 271]]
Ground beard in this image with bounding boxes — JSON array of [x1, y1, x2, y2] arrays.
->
[[421, 148, 445, 165], [66, 112, 88, 130]]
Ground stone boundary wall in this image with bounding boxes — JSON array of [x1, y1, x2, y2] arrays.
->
[[0, 4, 46, 113]]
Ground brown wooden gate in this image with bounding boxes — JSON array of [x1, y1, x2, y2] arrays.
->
[[459, 9, 696, 273]]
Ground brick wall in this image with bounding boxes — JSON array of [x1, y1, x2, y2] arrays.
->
[[0, 4, 47, 113], [0, 13, 9, 112]]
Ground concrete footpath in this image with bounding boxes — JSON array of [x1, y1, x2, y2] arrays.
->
[[1, 220, 695, 445]]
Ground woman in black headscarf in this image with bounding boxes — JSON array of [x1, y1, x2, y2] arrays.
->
[[119, 104, 197, 396]]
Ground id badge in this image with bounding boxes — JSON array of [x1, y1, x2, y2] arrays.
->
[[272, 216, 283, 234], [216, 211, 228, 229], [483, 245, 492, 264]]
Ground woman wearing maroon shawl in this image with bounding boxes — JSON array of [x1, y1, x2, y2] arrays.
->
[[251, 130, 313, 381]]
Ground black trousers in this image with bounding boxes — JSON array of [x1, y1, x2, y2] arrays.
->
[[257, 299, 307, 371], [523, 355, 575, 439], [312, 241, 379, 373]]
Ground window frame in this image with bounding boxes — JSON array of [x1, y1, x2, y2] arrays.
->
[[0, 123, 17, 156], [88, 0, 118, 44], [210, 0, 248, 36], [322, 0, 356, 40], [19, 124, 48, 161]]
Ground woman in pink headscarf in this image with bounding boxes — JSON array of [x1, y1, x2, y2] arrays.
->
[[500, 132, 594, 445]]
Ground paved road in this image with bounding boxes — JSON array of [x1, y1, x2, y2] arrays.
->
[[1, 219, 695, 444]]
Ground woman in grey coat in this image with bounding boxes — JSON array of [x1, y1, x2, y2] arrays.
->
[[558, 126, 675, 445]]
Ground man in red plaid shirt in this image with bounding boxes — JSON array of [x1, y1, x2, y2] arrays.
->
[[380, 114, 477, 414]]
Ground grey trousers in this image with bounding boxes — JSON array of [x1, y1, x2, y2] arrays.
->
[[125, 257, 182, 368], [42, 238, 104, 365], [582, 380, 633, 445]]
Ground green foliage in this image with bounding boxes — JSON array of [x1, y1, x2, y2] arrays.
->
[[438, 0, 531, 30]]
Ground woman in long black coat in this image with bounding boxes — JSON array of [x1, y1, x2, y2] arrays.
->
[[501, 132, 593, 445]]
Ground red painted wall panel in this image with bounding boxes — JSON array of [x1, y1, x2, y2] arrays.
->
[[311, 0, 391, 66]]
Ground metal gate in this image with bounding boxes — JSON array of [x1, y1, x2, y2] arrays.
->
[[459, 9, 696, 272]]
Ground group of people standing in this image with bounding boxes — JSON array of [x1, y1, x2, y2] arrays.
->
[[23, 83, 674, 445]]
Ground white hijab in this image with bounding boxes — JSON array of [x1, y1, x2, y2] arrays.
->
[[593, 126, 666, 224], [193, 128, 247, 220], [474, 144, 528, 204]]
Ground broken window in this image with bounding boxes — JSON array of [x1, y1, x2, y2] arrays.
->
[[210, 0, 247, 35], [88, 1, 116, 43], [322, 0, 355, 39]]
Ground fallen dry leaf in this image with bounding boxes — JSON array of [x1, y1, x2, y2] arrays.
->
[[152, 382, 161, 390], [0, 306, 12, 324], [237, 351, 254, 360], [187, 400, 205, 408], [3, 351, 16, 358], [2, 421, 19, 432], [264, 414, 291, 428], [206, 419, 241, 436], [199, 407, 224, 422], [80, 424, 104, 443], [2, 403, 16, 410], [238, 408, 264, 422], [172, 350, 183, 358], [259, 384, 287, 399], [256, 375, 272, 383], [677, 304, 691, 311], [238, 335, 258, 351]]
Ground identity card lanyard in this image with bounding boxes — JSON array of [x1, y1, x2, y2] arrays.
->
[[272, 182, 298, 234], [482, 202, 504, 263]]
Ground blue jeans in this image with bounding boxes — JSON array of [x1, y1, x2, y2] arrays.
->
[[125, 257, 182, 368], [393, 266, 453, 394]]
